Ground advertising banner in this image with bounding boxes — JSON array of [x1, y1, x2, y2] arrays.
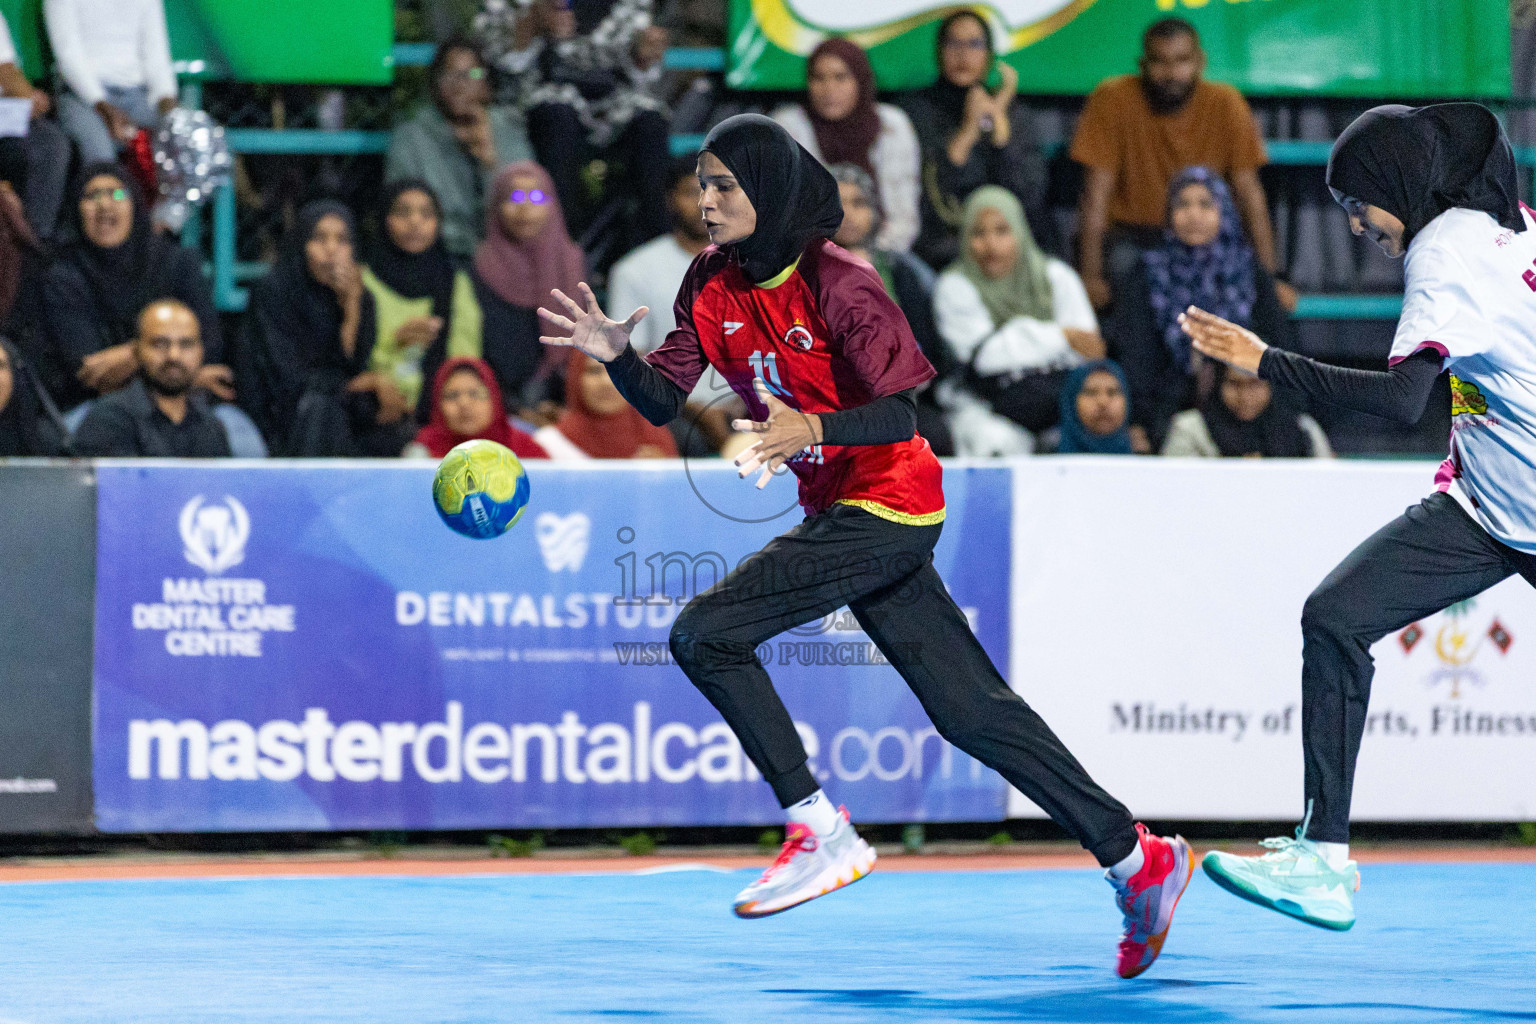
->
[[726, 0, 1511, 97], [1006, 459, 1536, 822], [93, 460, 1011, 833], [0, 463, 95, 833]]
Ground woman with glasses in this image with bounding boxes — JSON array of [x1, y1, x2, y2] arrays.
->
[[386, 36, 533, 258], [898, 10, 1054, 271]]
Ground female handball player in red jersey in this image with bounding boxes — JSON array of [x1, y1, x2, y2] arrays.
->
[[537, 114, 1189, 978]]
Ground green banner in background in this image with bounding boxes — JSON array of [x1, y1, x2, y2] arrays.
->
[[727, 0, 1512, 97], [0, 0, 393, 85]]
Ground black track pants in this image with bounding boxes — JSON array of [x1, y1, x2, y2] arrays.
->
[[1300, 491, 1536, 842], [667, 503, 1140, 867]]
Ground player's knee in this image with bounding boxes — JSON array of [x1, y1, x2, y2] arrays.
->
[[1301, 584, 1351, 639]]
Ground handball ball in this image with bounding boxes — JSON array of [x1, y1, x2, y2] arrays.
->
[[432, 439, 530, 539]]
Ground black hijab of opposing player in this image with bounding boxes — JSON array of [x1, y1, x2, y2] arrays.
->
[[702, 113, 843, 283], [1326, 102, 1524, 248]]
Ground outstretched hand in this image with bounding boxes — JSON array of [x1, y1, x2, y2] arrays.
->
[[731, 378, 822, 490], [538, 282, 648, 363], [1179, 305, 1267, 374]]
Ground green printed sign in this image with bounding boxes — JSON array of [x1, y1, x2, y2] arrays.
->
[[727, 0, 1512, 97]]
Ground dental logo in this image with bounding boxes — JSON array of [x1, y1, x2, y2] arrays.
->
[[536, 512, 591, 573], [785, 324, 815, 351], [179, 495, 250, 576]]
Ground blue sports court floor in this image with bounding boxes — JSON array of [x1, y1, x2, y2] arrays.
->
[[1, 861, 1532, 1023]]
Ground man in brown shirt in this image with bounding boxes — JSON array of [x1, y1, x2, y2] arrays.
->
[[1070, 18, 1294, 312]]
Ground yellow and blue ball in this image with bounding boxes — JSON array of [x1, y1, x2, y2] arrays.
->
[[432, 439, 530, 539]]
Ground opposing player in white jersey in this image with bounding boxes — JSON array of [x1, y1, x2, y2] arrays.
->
[[1176, 103, 1532, 930]]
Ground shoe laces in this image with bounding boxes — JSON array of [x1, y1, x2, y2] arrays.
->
[[761, 824, 817, 880], [1256, 800, 1327, 869]]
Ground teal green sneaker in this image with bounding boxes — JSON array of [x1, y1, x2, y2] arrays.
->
[[1202, 822, 1359, 931]]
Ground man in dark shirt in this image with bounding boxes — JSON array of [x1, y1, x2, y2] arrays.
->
[[70, 298, 231, 457]]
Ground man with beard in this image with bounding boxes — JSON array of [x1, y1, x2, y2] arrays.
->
[[1070, 18, 1290, 313], [70, 299, 231, 457]]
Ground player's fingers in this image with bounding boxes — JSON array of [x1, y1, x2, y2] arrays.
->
[[1184, 306, 1230, 328], [538, 307, 576, 331], [621, 306, 650, 330], [539, 335, 576, 347], [578, 281, 603, 316], [755, 459, 780, 489], [550, 289, 584, 319], [752, 377, 776, 410], [730, 418, 768, 433]]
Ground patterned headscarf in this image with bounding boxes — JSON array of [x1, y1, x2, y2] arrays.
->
[[1142, 166, 1256, 373]]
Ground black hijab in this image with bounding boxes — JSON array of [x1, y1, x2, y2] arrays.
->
[[63, 161, 179, 345], [924, 10, 994, 124], [262, 199, 371, 370], [0, 337, 59, 456], [1326, 103, 1524, 248], [368, 178, 457, 323], [1202, 369, 1310, 459], [701, 114, 843, 283]]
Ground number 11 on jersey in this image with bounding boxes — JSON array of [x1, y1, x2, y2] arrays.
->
[[747, 350, 789, 397]]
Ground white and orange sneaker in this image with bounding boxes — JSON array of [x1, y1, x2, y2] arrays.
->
[[733, 807, 877, 919], [1107, 824, 1193, 979]]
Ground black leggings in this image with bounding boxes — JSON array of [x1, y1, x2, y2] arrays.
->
[[668, 503, 1139, 867], [1300, 491, 1536, 842]]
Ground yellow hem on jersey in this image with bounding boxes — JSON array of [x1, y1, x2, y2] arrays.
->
[[834, 498, 947, 526], [754, 258, 802, 290]]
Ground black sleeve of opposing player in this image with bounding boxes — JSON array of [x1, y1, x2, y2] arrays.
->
[[1258, 347, 1442, 425], [817, 388, 918, 446], [605, 343, 689, 426]]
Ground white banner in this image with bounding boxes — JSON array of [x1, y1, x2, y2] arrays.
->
[[1006, 458, 1536, 822]]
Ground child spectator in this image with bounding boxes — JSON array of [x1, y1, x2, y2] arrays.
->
[[386, 37, 533, 258], [404, 356, 549, 459], [234, 201, 416, 457], [41, 163, 225, 413], [933, 185, 1104, 455], [0, 338, 62, 456], [1162, 363, 1331, 458], [771, 39, 919, 253], [70, 299, 230, 457], [45, 0, 176, 163], [1052, 360, 1136, 455], [1069, 18, 1289, 312], [899, 10, 1051, 271], [0, 9, 69, 241], [1107, 166, 1292, 449], [474, 161, 585, 412], [829, 162, 951, 456], [553, 348, 676, 459], [490, 0, 671, 238]]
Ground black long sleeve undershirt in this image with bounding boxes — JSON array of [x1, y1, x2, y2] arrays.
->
[[605, 344, 919, 445], [1257, 346, 1443, 425]]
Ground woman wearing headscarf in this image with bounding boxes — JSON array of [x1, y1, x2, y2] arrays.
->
[[771, 38, 920, 253], [1107, 165, 1292, 449], [405, 356, 548, 459], [1183, 103, 1529, 930], [535, 113, 1188, 977], [362, 179, 485, 421], [40, 161, 225, 412], [0, 337, 63, 455], [932, 185, 1106, 455], [473, 161, 585, 411], [550, 348, 675, 458], [1161, 363, 1329, 458], [898, 10, 1054, 270], [233, 200, 415, 456], [1053, 360, 1135, 455]]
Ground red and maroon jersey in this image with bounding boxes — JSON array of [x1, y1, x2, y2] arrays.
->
[[643, 238, 945, 523]]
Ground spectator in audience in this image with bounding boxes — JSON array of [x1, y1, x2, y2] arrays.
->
[[1070, 17, 1292, 313], [1051, 360, 1136, 455], [771, 38, 919, 253], [607, 157, 739, 455], [1162, 363, 1331, 458], [829, 162, 952, 456], [933, 185, 1104, 456], [1108, 166, 1293, 449], [495, 0, 671, 238], [403, 356, 549, 459], [69, 299, 230, 457], [899, 10, 1051, 271], [362, 179, 484, 422], [553, 348, 677, 459], [45, 0, 177, 164], [386, 37, 534, 258], [234, 200, 416, 457], [42, 163, 226, 413], [474, 161, 585, 411], [0, 337, 63, 456], [0, 10, 70, 241]]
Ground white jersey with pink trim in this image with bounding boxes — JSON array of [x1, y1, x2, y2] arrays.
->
[[1390, 205, 1536, 553]]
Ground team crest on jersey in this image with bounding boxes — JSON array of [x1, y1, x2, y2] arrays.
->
[[785, 324, 815, 350], [1450, 375, 1488, 417]]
